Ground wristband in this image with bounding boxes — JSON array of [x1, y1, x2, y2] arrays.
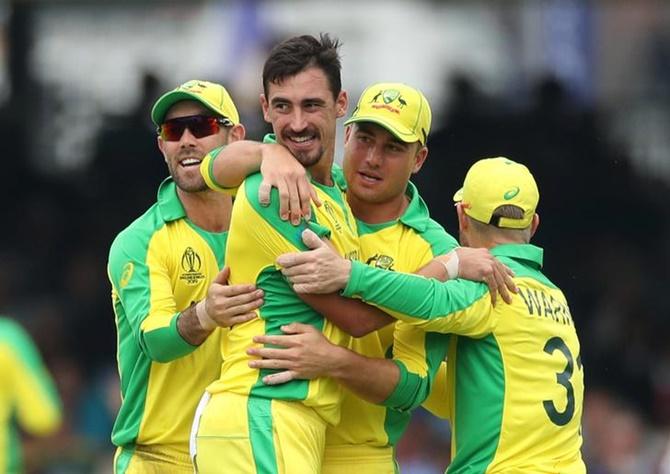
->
[[440, 251, 460, 280], [195, 300, 217, 331]]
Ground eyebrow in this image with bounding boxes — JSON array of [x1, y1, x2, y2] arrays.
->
[[356, 123, 407, 146]]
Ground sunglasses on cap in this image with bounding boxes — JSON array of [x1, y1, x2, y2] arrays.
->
[[158, 115, 233, 141]]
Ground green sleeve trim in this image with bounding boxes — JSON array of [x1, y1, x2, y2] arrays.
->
[[383, 332, 449, 412], [201, 146, 237, 195], [139, 312, 197, 362], [382, 360, 414, 411]]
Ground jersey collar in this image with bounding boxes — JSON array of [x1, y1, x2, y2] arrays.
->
[[398, 181, 431, 232], [156, 177, 187, 223], [491, 243, 544, 269]]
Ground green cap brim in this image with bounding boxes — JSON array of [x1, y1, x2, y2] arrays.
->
[[151, 91, 219, 126]]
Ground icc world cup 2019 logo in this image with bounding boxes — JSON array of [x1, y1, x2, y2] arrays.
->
[[180, 247, 205, 285]]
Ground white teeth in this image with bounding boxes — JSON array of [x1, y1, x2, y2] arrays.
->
[[291, 136, 313, 143], [181, 158, 200, 166]]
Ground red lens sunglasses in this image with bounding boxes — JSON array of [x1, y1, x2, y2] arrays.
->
[[159, 115, 233, 141]]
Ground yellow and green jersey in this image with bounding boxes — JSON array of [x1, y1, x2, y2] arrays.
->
[[107, 178, 226, 466], [326, 179, 457, 449], [205, 155, 360, 426], [0, 317, 62, 474], [343, 244, 586, 473]]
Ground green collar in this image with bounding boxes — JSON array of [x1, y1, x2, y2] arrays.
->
[[156, 178, 187, 223], [398, 181, 431, 232], [491, 243, 544, 269]]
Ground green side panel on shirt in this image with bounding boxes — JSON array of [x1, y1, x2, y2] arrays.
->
[[114, 446, 135, 474], [249, 269, 325, 400], [448, 335, 504, 473], [108, 209, 157, 448], [248, 397, 278, 474]]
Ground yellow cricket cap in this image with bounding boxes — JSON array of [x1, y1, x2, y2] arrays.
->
[[151, 79, 240, 126], [344, 82, 431, 145], [453, 157, 539, 229]]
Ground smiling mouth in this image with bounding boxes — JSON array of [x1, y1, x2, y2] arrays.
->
[[179, 158, 201, 167], [286, 132, 318, 147]]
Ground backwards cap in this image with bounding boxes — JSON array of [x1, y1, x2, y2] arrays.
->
[[344, 82, 431, 145], [453, 157, 539, 229], [151, 80, 240, 126]]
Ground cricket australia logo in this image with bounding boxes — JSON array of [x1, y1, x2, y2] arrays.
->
[[179, 247, 205, 285], [366, 253, 395, 271], [369, 89, 407, 114]]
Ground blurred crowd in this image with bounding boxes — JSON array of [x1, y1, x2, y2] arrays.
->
[[2, 67, 669, 473]]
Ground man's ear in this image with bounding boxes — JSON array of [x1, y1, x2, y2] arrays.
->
[[335, 90, 348, 119], [260, 94, 271, 123], [411, 146, 428, 174], [157, 136, 168, 164], [228, 124, 246, 142], [530, 213, 540, 238], [456, 203, 468, 232]]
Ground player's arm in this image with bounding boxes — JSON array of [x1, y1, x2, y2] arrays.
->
[[108, 236, 261, 361], [277, 231, 503, 335], [247, 323, 401, 403], [3, 321, 62, 436], [384, 321, 450, 415], [279, 229, 516, 304], [200, 137, 319, 224]]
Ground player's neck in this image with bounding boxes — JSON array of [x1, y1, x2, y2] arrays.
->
[[348, 193, 409, 225], [308, 152, 334, 186], [178, 188, 233, 233]]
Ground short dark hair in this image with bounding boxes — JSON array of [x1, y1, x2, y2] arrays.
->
[[262, 33, 342, 100]]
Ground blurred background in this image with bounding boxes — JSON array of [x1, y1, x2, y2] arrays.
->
[[2, 0, 670, 472]]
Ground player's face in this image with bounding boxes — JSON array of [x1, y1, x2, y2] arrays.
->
[[343, 122, 427, 205], [261, 67, 347, 170], [157, 101, 233, 193]]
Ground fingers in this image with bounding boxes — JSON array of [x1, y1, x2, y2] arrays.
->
[[277, 180, 290, 221], [309, 185, 322, 208], [276, 251, 312, 268], [286, 179, 302, 225], [263, 370, 297, 385], [487, 275, 499, 306], [248, 346, 294, 359], [252, 334, 295, 347], [301, 229, 324, 250], [226, 312, 258, 326], [280, 322, 313, 334], [258, 180, 272, 207], [212, 266, 230, 285], [296, 180, 314, 219]]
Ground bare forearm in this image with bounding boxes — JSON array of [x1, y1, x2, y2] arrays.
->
[[210, 141, 264, 188], [300, 292, 394, 337], [327, 346, 400, 404], [176, 302, 212, 346]]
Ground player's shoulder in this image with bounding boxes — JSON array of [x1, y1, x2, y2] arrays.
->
[[0, 317, 38, 359], [109, 203, 165, 265], [419, 218, 458, 255]]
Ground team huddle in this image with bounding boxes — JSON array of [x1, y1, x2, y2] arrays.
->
[[108, 34, 585, 473]]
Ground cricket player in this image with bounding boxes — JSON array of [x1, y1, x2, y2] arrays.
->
[[273, 157, 586, 473], [107, 80, 262, 473], [0, 317, 62, 473]]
